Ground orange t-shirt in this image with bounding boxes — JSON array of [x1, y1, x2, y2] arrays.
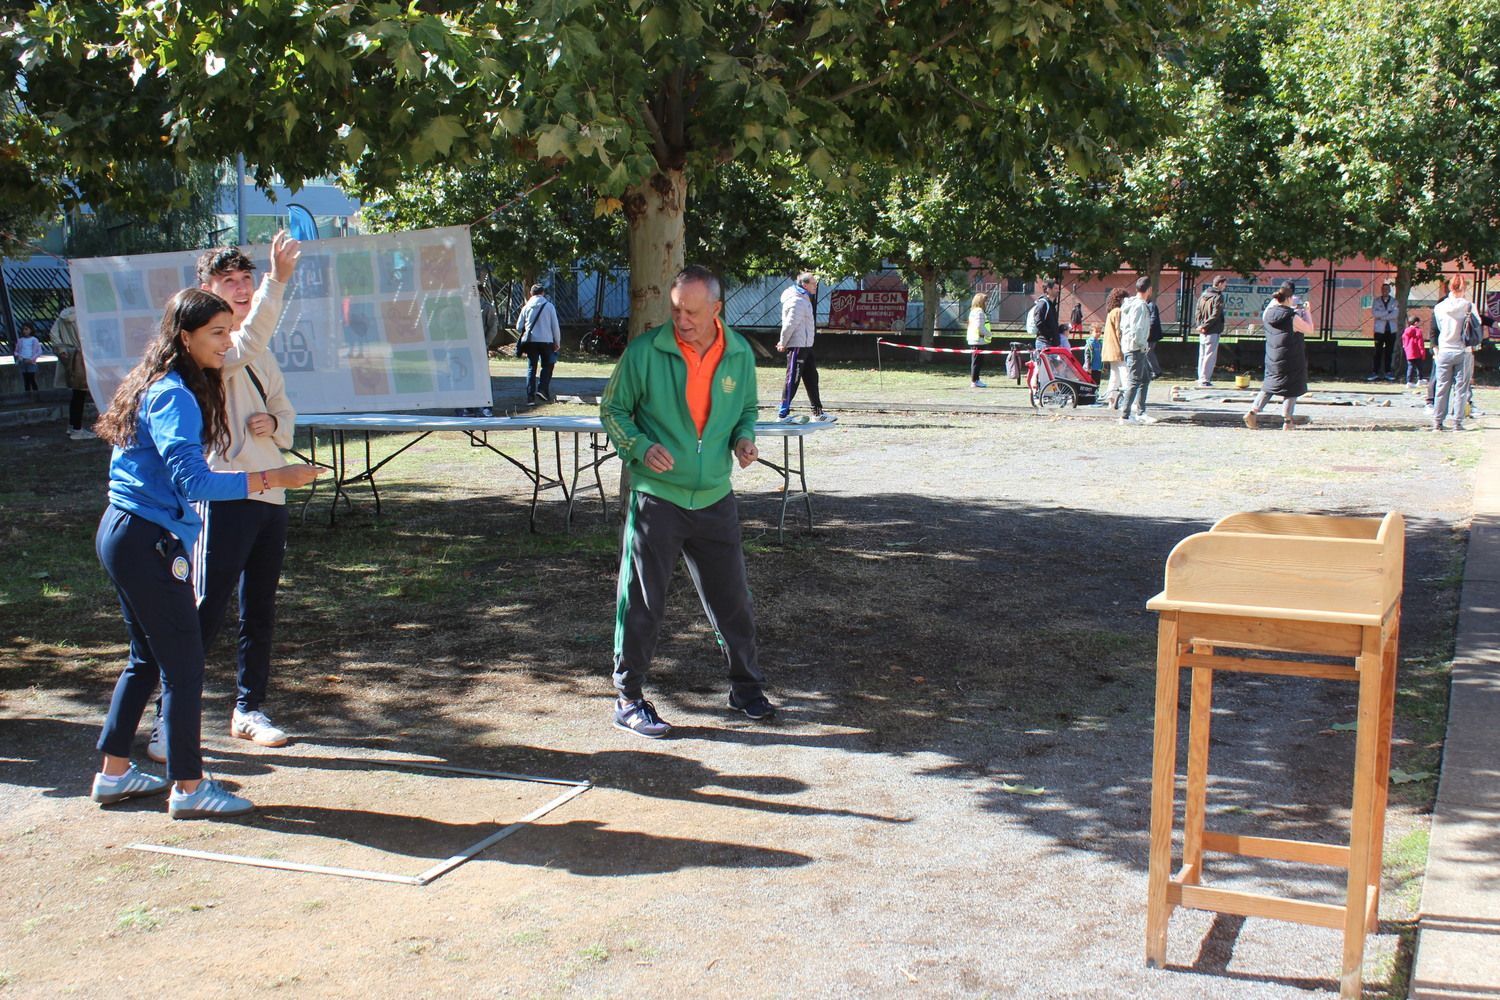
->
[[674, 320, 726, 436]]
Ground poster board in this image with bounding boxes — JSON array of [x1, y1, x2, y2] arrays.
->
[[828, 289, 909, 331], [68, 226, 491, 413]]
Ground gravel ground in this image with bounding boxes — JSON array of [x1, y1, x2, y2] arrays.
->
[[0, 383, 1484, 1000]]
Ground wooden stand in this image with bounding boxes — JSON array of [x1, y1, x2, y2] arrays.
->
[[1144, 512, 1404, 998]]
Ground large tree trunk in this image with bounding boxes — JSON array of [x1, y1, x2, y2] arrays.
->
[[623, 169, 687, 339], [1393, 263, 1413, 335], [1146, 251, 1164, 303], [920, 268, 939, 363]]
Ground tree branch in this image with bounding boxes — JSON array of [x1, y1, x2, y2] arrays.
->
[[825, 24, 968, 104], [939, 73, 1004, 116], [639, 99, 672, 164]]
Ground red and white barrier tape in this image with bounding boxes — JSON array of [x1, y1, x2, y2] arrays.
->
[[877, 339, 1085, 358]]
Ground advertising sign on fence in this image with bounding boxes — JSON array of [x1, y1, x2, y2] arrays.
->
[[68, 226, 492, 413], [1209, 278, 1313, 333], [827, 289, 909, 331]]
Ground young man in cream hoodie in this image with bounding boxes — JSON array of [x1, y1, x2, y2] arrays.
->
[[148, 234, 302, 760]]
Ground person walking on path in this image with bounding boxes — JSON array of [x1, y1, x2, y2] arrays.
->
[[1402, 314, 1427, 387], [51, 307, 96, 439], [1244, 281, 1314, 430], [1101, 287, 1127, 409], [967, 292, 994, 388], [1370, 282, 1399, 382], [599, 265, 772, 739], [91, 288, 320, 819], [777, 271, 830, 419], [1118, 277, 1158, 424], [1069, 298, 1084, 337], [1425, 277, 1450, 415], [14, 322, 42, 392], [1028, 279, 1062, 351], [1431, 274, 1481, 432], [1195, 276, 1228, 387], [146, 236, 301, 763], [517, 283, 561, 405]]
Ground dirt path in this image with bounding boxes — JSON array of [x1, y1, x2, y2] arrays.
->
[[0, 403, 1481, 999]]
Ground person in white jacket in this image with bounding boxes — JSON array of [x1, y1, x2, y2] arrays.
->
[[1117, 277, 1158, 424], [1370, 282, 1399, 382], [1430, 274, 1480, 432], [777, 271, 830, 419], [146, 233, 302, 762], [966, 292, 993, 388], [517, 284, 561, 404]]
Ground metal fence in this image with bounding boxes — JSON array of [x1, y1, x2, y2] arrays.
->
[[9, 253, 1492, 355], [1, 259, 72, 352]]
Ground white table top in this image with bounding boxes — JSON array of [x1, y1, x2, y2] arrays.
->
[[298, 413, 835, 437]]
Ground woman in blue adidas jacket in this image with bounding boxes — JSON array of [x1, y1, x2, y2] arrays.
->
[[90, 288, 320, 819]]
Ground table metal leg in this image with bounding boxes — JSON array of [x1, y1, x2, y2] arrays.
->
[[529, 428, 542, 533]]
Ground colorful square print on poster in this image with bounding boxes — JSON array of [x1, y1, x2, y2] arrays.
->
[[380, 299, 425, 344], [351, 356, 391, 396], [419, 244, 459, 291], [392, 350, 436, 395]]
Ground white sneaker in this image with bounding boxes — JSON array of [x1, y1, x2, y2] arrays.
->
[[231, 709, 289, 747], [92, 763, 170, 805], [146, 716, 167, 764], [1136, 413, 1159, 425], [169, 778, 254, 819], [68, 428, 97, 441], [811, 412, 837, 423]]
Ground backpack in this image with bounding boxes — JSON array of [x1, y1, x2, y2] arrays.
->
[[1025, 297, 1048, 337], [1461, 309, 1485, 349]]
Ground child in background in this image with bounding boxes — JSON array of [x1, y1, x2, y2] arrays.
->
[[1402, 314, 1426, 387], [15, 322, 43, 392], [1086, 324, 1104, 382]]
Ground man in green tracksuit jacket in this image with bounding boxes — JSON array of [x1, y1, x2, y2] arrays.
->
[[600, 265, 773, 738]]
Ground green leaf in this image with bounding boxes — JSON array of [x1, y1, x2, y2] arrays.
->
[[1389, 769, 1434, 785], [808, 6, 835, 39], [498, 108, 525, 134], [640, 8, 668, 52], [1330, 721, 1358, 732], [535, 124, 571, 159], [420, 115, 468, 157]]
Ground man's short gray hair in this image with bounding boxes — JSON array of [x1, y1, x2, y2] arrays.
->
[[796, 271, 817, 287], [672, 265, 721, 301]]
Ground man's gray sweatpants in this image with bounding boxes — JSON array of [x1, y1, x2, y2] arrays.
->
[[612, 490, 764, 702], [1121, 349, 1152, 415]]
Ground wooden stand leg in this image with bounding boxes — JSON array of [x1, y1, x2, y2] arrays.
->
[[1146, 613, 1183, 968], [1182, 666, 1214, 884], [1340, 626, 1385, 998], [1365, 616, 1400, 931]]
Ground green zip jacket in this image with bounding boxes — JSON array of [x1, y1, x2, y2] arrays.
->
[[600, 320, 759, 510]]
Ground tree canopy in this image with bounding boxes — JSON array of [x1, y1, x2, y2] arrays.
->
[[5, 0, 1212, 328]]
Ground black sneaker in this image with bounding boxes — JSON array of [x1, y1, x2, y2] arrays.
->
[[728, 692, 777, 721], [614, 699, 671, 738]]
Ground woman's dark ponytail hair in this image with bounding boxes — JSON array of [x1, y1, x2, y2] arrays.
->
[[95, 288, 233, 454]]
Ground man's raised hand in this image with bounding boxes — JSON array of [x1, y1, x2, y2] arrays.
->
[[269, 230, 301, 283]]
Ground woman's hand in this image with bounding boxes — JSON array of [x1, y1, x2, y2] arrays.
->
[[246, 412, 277, 437], [262, 464, 323, 489]]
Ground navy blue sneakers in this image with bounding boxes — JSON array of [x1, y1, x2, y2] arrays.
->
[[729, 692, 777, 721]]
